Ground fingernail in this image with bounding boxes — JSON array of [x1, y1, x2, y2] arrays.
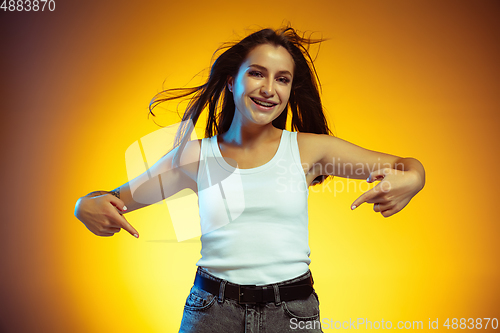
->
[[366, 177, 370, 182], [351, 205, 356, 210], [133, 234, 138, 238], [123, 206, 127, 211]]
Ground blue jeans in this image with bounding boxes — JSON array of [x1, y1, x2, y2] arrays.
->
[[179, 267, 323, 333]]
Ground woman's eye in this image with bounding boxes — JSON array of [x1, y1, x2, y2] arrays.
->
[[248, 71, 263, 77], [278, 77, 291, 84]]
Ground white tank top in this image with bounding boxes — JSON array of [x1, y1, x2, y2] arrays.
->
[[195, 129, 311, 285]]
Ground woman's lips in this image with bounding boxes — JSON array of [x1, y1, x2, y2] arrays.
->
[[250, 97, 278, 110]]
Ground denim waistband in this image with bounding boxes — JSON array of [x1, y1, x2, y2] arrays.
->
[[196, 266, 313, 287]]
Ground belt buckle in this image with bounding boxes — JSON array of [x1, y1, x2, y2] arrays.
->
[[238, 284, 258, 304]]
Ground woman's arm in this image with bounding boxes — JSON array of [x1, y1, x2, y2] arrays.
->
[[80, 185, 144, 213], [298, 133, 425, 217], [74, 140, 201, 237]]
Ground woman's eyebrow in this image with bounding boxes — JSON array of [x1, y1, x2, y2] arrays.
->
[[249, 64, 293, 77]]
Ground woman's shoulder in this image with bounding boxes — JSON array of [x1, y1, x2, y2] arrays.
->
[[296, 132, 338, 163], [174, 139, 203, 165], [296, 131, 335, 146]]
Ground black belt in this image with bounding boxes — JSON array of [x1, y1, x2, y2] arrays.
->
[[194, 271, 314, 304]]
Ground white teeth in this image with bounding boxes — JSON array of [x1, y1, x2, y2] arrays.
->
[[252, 98, 275, 107]]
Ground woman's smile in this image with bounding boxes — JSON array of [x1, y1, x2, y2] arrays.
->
[[250, 96, 278, 110]]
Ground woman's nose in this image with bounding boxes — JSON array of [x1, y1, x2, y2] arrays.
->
[[260, 80, 274, 97]]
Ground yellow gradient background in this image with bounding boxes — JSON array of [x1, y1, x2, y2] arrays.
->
[[1, 0, 499, 332]]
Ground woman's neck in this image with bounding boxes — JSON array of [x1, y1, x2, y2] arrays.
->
[[220, 117, 282, 149]]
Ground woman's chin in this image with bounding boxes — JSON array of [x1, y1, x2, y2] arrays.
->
[[234, 106, 284, 127], [249, 114, 278, 126], [249, 109, 284, 125]]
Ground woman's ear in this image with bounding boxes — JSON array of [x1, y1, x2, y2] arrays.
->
[[227, 77, 233, 93]]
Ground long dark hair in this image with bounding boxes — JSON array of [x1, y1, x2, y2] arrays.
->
[[149, 26, 333, 184]]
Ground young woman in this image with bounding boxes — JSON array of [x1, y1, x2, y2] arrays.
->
[[74, 26, 425, 332]]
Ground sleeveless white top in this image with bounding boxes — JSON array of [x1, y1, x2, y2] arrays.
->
[[195, 130, 311, 285]]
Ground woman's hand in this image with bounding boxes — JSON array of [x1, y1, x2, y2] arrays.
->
[[74, 193, 139, 238], [350, 167, 425, 218]]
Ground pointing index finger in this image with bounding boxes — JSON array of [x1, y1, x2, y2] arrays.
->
[[117, 214, 139, 238], [351, 180, 391, 210], [351, 191, 370, 210], [350, 185, 381, 210]]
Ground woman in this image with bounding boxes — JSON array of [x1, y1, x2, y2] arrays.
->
[[74, 26, 425, 332]]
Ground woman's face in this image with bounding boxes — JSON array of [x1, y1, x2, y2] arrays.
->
[[228, 44, 294, 127]]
